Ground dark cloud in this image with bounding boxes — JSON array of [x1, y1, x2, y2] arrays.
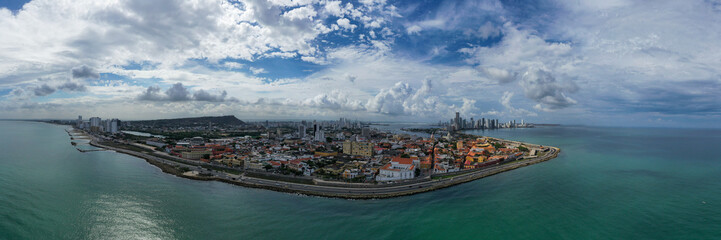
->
[[33, 84, 56, 96], [138, 83, 232, 102], [165, 83, 191, 101], [71, 65, 100, 79], [137, 86, 165, 101], [193, 89, 227, 102], [521, 68, 578, 110], [57, 82, 87, 92]]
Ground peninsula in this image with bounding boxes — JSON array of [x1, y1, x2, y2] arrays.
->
[[60, 114, 559, 199]]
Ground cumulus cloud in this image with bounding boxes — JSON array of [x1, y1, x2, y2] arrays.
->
[[365, 79, 450, 116], [193, 89, 228, 102], [17, 80, 89, 99], [0, 0, 397, 86], [137, 83, 232, 102], [2, 0, 721, 126], [276, 79, 469, 118], [474, 21, 500, 39], [479, 67, 515, 84], [406, 25, 422, 35], [57, 81, 87, 92], [165, 83, 192, 101], [302, 90, 365, 111], [500, 91, 537, 116], [521, 68, 577, 110], [336, 18, 357, 31], [249, 67, 267, 75], [32, 84, 56, 96], [137, 86, 165, 101], [71, 65, 99, 79], [323, 1, 345, 17]]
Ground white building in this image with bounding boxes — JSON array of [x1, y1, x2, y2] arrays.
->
[[376, 157, 415, 181], [109, 119, 118, 133], [89, 117, 102, 132], [89, 117, 101, 127], [314, 127, 325, 142]]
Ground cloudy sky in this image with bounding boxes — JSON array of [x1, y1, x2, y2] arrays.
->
[[1, 0, 720, 127]]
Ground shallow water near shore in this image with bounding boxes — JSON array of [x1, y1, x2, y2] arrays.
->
[[1, 121, 720, 239]]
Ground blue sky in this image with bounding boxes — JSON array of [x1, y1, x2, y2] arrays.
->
[[0, 0, 719, 128]]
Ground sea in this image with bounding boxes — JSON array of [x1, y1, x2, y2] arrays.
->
[[1, 120, 720, 239]]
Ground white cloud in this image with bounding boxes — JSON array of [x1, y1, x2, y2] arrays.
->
[[249, 67, 267, 75], [520, 68, 577, 110], [2, 0, 720, 126], [0, 0, 397, 87], [499, 91, 537, 116], [475, 21, 500, 39], [282, 5, 316, 20], [406, 25, 421, 35], [336, 18, 357, 31], [323, 1, 345, 17]]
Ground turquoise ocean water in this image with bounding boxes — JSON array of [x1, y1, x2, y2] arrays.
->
[[1, 121, 720, 239]]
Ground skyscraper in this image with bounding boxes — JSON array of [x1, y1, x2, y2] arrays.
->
[[89, 117, 101, 132], [314, 125, 325, 142], [298, 125, 306, 138], [109, 119, 118, 133], [454, 112, 460, 128]]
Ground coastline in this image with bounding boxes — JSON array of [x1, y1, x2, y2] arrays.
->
[[88, 135, 560, 200]]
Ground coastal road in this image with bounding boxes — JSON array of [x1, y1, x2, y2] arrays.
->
[[88, 133, 559, 198], [233, 147, 559, 196]]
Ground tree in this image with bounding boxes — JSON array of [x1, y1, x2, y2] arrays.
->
[[517, 146, 529, 152], [415, 168, 421, 177], [263, 164, 273, 171]]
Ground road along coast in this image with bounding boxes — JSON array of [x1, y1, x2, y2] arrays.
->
[[88, 137, 560, 199]]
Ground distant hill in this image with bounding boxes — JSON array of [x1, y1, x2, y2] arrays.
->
[[128, 115, 245, 128]]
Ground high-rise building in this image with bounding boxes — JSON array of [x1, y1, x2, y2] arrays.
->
[[314, 124, 325, 142], [313, 121, 318, 136], [76, 115, 82, 128], [109, 119, 118, 133], [361, 127, 370, 138], [298, 125, 306, 138], [89, 117, 101, 132], [454, 112, 460, 128]]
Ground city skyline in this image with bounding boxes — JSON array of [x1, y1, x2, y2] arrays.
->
[[1, 0, 720, 128]]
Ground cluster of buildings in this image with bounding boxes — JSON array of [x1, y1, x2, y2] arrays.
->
[[442, 112, 533, 131], [78, 114, 545, 184], [150, 121, 541, 183], [76, 115, 120, 134]]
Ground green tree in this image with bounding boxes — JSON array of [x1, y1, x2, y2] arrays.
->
[[415, 168, 421, 177], [263, 164, 273, 171]]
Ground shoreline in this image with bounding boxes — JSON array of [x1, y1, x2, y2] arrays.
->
[[87, 135, 560, 199]]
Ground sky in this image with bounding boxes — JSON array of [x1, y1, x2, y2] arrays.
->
[[0, 0, 720, 127]]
